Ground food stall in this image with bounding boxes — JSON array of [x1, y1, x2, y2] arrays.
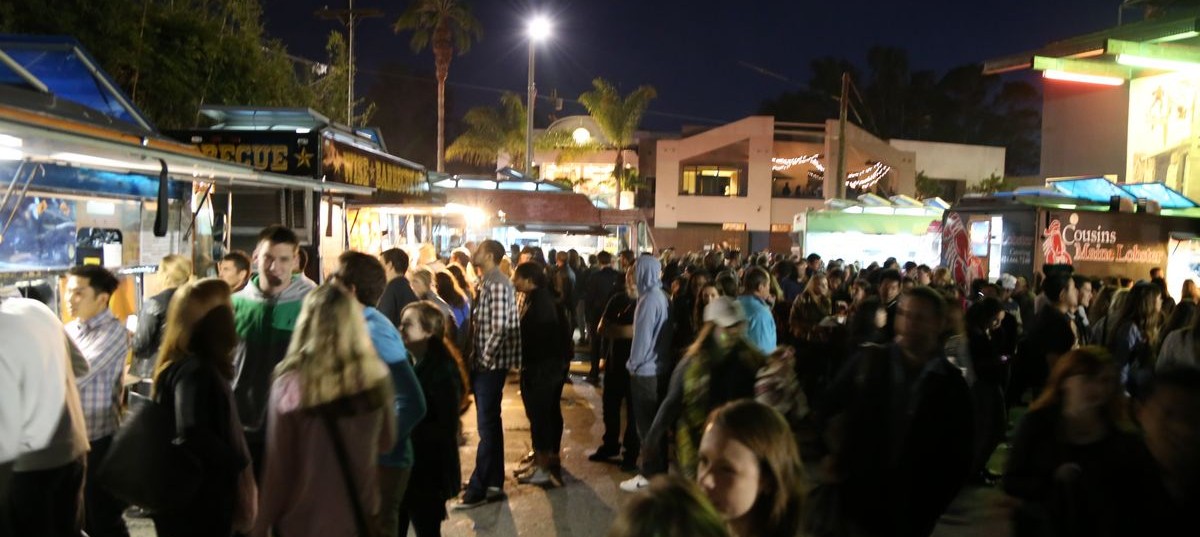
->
[[0, 36, 370, 321], [169, 106, 426, 279], [797, 194, 946, 267], [941, 177, 1200, 287]]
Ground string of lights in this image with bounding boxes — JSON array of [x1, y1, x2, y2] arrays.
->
[[845, 162, 892, 189], [774, 155, 890, 190]]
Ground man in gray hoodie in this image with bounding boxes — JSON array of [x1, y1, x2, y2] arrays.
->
[[620, 254, 671, 491]]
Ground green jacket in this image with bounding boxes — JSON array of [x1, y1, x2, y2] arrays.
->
[[232, 274, 317, 435]]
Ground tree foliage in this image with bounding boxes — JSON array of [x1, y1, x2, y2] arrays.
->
[[0, 0, 365, 130], [915, 171, 943, 200], [760, 46, 1041, 175], [394, 0, 482, 172], [578, 78, 657, 194], [969, 174, 1011, 195]]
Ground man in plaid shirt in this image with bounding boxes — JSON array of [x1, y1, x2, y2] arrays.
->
[[456, 240, 522, 509], [65, 265, 130, 537]]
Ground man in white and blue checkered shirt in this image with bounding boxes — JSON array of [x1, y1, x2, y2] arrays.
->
[[65, 265, 130, 537], [455, 240, 522, 509]]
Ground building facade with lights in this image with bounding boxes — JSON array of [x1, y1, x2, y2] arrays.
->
[[984, 7, 1200, 200]]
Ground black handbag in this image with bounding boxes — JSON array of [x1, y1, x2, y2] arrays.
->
[[96, 392, 202, 512]]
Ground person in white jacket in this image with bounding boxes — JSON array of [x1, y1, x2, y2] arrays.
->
[[0, 297, 90, 536]]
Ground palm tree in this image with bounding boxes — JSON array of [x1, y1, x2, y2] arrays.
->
[[446, 92, 580, 170], [446, 92, 528, 167], [394, 0, 482, 173], [577, 78, 656, 208]]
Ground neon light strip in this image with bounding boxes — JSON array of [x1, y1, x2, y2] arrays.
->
[[1116, 54, 1200, 73], [1042, 70, 1125, 86]]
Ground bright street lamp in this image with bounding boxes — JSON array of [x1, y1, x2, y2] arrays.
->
[[526, 16, 551, 176]]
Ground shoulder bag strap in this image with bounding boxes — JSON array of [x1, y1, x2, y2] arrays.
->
[[322, 412, 373, 537]]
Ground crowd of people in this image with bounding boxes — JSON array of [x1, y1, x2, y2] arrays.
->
[[3, 227, 1200, 537]]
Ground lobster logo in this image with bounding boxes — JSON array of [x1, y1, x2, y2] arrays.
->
[[1042, 217, 1073, 265], [942, 212, 984, 291]]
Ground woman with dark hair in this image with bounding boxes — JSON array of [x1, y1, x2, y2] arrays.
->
[[150, 278, 253, 537], [1181, 279, 1198, 304], [697, 400, 806, 537], [445, 264, 473, 301], [1003, 347, 1141, 537], [1157, 300, 1200, 372], [692, 283, 720, 337], [396, 301, 467, 536], [1104, 282, 1163, 393], [434, 270, 471, 351], [511, 261, 571, 487], [966, 297, 1008, 485]]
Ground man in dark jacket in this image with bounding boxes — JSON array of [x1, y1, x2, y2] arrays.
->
[[584, 251, 622, 383], [378, 248, 419, 328], [823, 286, 974, 537]]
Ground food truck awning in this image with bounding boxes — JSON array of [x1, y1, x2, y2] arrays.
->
[[983, 9, 1200, 75], [0, 36, 376, 196], [806, 211, 941, 235], [0, 108, 374, 195]]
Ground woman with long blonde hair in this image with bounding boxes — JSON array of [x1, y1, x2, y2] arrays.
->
[[150, 278, 251, 537], [255, 284, 396, 537]]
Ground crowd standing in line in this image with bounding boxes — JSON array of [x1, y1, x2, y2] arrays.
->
[[5, 226, 1200, 537]]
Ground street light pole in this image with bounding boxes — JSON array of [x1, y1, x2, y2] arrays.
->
[[315, 2, 382, 127], [525, 38, 536, 176], [524, 16, 550, 177]]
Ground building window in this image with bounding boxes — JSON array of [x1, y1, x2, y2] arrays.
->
[[680, 165, 747, 197]]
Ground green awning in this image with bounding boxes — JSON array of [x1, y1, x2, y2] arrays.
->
[[805, 212, 940, 235]]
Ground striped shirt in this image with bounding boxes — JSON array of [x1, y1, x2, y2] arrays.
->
[[470, 267, 522, 371], [67, 309, 129, 440]]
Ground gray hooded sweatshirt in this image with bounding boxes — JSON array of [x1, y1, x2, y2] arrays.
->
[[628, 254, 670, 377]]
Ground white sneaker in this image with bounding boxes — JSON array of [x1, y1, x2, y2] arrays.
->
[[619, 474, 650, 492]]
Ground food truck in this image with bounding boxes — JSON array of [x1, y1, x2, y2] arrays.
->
[[797, 194, 947, 267], [0, 36, 368, 321], [940, 177, 1200, 290], [169, 106, 422, 279]]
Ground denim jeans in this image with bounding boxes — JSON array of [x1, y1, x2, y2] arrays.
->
[[466, 369, 509, 495]]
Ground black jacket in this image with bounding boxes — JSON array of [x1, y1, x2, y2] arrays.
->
[[377, 277, 419, 327], [407, 340, 464, 504], [153, 357, 245, 535], [585, 267, 622, 322], [521, 286, 570, 371], [824, 344, 974, 537], [132, 287, 177, 374]]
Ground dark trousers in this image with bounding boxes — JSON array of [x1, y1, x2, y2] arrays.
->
[[588, 322, 603, 377], [466, 369, 509, 495], [85, 436, 129, 537], [7, 456, 86, 537], [600, 356, 639, 456], [972, 380, 1007, 474], [399, 492, 448, 537], [377, 466, 412, 537], [521, 366, 566, 453], [630, 374, 664, 475]]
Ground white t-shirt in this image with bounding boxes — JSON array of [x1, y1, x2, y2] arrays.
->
[[0, 298, 74, 463]]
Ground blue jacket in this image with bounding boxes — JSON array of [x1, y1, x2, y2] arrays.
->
[[737, 295, 777, 354], [628, 255, 671, 377], [364, 306, 427, 468]]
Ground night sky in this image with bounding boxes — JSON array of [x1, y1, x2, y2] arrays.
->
[[264, 0, 1123, 132]]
